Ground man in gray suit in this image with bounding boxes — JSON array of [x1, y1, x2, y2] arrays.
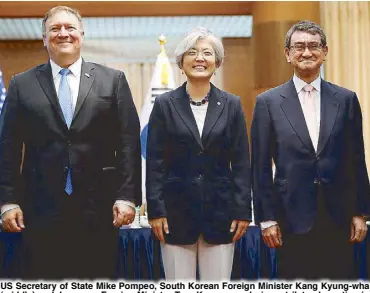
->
[[0, 6, 141, 279]]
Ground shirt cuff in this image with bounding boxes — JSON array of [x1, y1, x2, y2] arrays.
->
[[1, 204, 20, 216], [260, 220, 278, 230], [114, 200, 136, 209]]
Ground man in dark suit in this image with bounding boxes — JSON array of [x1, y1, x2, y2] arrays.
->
[[0, 6, 141, 279], [252, 20, 370, 279]]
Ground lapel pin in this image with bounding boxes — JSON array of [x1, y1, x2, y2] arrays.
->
[[217, 101, 221, 105], [84, 73, 90, 78]]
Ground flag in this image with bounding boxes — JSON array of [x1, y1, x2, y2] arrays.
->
[[140, 36, 176, 205], [0, 68, 6, 114]]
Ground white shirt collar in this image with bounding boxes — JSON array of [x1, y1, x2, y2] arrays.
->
[[50, 57, 82, 79], [293, 74, 321, 94]]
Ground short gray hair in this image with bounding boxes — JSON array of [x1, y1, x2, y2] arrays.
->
[[42, 6, 84, 35], [174, 27, 224, 69], [285, 20, 327, 48]]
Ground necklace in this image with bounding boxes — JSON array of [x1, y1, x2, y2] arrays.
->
[[186, 88, 211, 106], [190, 96, 209, 106]]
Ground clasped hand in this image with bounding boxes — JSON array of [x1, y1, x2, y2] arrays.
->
[[112, 203, 135, 228], [2, 207, 25, 232]]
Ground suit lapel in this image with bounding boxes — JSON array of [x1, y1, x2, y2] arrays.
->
[[201, 84, 226, 147], [170, 83, 203, 148], [73, 60, 95, 120], [36, 62, 67, 127], [317, 80, 339, 155], [280, 79, 316, 154]]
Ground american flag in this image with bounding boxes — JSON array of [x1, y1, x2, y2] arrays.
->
[[0, 69, 6, 113]]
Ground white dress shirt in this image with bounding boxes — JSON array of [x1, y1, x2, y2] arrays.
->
[[50, 57, 82, 112], [1, 58, 134, 216], [260, 74, 321, 230]]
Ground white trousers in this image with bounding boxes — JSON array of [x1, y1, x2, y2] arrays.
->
[[160, 236, 235, 280]]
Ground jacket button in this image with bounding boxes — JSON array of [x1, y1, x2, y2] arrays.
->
[[314, 179, 320, 185], [197, 150, 203, 156], [68, 140, 72, 146], [198, 174, 203, 180], [316, 156, 321, 161]]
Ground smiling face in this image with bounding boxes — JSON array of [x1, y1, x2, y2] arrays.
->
[[43, 10, 84, 67], [285, 31, 328, 80], [182, 37, 218, 82]]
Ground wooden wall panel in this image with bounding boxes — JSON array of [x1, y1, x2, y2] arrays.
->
[[253, 1, 320, 25], [222, 38, 254, 134], [0, 1, 252, 17], [0, 41, 48, 88], [252, 1, 320, 93], [253, 21, 294, 89]]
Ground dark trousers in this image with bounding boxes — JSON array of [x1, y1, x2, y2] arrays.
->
[[277, 186, 354, 280], [19, 194, 118, 280]]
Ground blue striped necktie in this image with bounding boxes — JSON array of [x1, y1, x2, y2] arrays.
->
[[59, 68, 73, 195]]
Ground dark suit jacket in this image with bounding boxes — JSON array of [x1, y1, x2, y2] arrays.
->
[[146, 83, 252, 245], [252, 78, 370, 234], [0, 60, 142, 229]]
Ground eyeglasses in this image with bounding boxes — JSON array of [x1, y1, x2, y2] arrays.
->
[[289, 43, 323, 53], [185, 50, 214, 58]]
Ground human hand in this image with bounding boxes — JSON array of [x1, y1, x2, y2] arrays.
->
[[149, 217, 169, 243], [262, 224, 283, 248], [350, 216, 368, 243], [2, 207, 25, 232], [230, 220, 250, 242], [113, 203, 135, 228]]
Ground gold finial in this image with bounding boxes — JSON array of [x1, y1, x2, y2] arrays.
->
[[158, 34, 169, 85], [159, 34, 166, 53]]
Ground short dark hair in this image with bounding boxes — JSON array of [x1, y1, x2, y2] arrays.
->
[[285, 20, 327, 48], [42, 6, 83, 34]]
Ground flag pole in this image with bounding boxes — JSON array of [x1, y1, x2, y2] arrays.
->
[[139, 35, 176, 223]]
